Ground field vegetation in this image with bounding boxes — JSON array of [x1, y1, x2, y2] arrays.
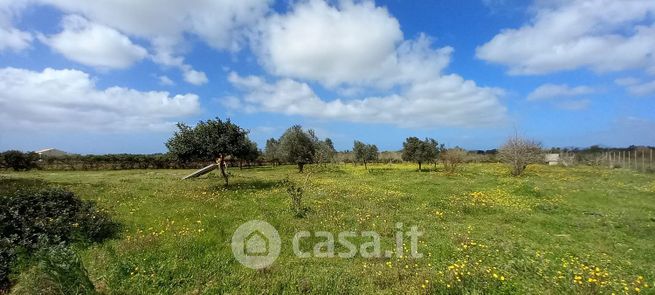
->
[[1, 163, 653, 294]]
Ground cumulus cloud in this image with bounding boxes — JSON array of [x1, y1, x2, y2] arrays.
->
[[236, 0, 507, 127], [23, 0, 271, 83], [527, 84, 596, 101], [183, 69, 208, 86], [257, 0, 400, 87], [226, 72, 506, 128], [0, 67, 200, 131], [614, 77, 655, 96], [40, 15, 147, 69], [40, 0, 271, 51], [256, 0, 453, 88], [0, 0, 32, 51], [477, 0, 655, 75], [0, 26, 31, 51]]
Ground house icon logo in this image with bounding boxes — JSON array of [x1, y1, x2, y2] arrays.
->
[[231, 220, 281, 269]]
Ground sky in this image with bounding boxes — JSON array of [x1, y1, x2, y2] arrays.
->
[[0, 0, 654, 154]]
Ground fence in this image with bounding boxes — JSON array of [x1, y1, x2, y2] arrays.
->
[[601, 148, 654, 172]]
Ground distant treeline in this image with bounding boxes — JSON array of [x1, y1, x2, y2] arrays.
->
[[2, 145, 652, 171], [0, 152, 262, 171]]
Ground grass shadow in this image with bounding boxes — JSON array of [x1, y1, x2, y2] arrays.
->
[[208, 179, 284, 192]]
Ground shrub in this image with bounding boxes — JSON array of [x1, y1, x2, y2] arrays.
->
[[0, 151, 39, 171], [283, 177, 308, 218], [441, 148, 467, 174], [0, 188, 119, 292]]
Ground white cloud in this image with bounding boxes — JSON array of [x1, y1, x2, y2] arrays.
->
[[183, 68, 208, 86], [233, 0, 507, 127], [614, 77, 655, 96], [527, 84, 595, 101], [40, 15, 147, 69], [0, 26, 31, 52], [0, 67, 200, 131], [40, 0, 270, 51], [477, 0, 655, 75], [256, 0, 453, 88], [226, 72, 506, 128], [257, 0, 401, 87], [158, 75, 174, 86], [26, 0, 271, 84], [149, 37, 209, 86], [0, 0, 32, 51]]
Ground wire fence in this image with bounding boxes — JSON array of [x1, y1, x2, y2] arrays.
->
[[601, 148, 654, 172]]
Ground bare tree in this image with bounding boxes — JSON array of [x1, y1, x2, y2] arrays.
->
[[498, 135, 543, 176], [441, 148, 467, 174]]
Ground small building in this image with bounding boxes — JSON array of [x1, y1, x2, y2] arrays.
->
[[35, 148, 69, 158], [545, 153, 560, 165]]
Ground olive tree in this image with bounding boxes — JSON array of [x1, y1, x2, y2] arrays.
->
[[263, 138, 281, 165], [278, 125, 316, 172], [236, 138, 260, 169], [314, 138, 337, 165], [353, 140, 378, 170], [166, 118, 252, 186], [401, 137, 440, 171], [498, 135, 543, 176]]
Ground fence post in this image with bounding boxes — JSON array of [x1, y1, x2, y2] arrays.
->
[[634, 150, 637, 171], [611, 151, 615, 168]]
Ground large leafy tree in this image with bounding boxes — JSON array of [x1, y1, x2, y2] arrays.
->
[[166, 118, 251, 186], [278, 125, 316, 172], [353, 140, 378, 170], [401, 137, 440, 171]]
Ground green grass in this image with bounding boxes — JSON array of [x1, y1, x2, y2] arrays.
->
[[2, 163, 654, 294]]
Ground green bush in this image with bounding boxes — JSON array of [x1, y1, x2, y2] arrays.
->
[[0, 188, 119, 292], [0, 151, 39, 171]]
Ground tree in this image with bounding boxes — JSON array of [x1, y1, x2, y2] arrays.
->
[[236, 138, 260, 169], [353, 140, 378, 170], [166, 118, 252, 186], [264, 138, 281, 165], [498, 135, 543, 176], [401, 137, 440, 170], [441, 147, 467, 174], [0, 150, 39, 171], [314, 138, 337, 165], [278, 125, 316, 173]]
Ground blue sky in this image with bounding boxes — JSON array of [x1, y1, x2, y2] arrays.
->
[[0, 0, 654, 154]]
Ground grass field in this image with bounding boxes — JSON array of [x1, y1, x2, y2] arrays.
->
[[2, 163, 655, 294]]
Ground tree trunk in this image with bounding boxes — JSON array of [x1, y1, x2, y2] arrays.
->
[[239, 160, 243, 170], [364, 161, 368, 170], [418, 161, 422, 171], [298, 162, 304, 173], [218, 155, 229, 186]]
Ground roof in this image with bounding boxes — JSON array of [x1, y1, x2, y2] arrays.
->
[[36, 148, 56, 153]]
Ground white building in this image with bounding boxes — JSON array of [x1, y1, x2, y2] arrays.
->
[[35, 148, 69, 157], [544, 153, 560, 165]]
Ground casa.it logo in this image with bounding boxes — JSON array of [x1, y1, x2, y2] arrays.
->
[[231, 220, 281, 269]]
